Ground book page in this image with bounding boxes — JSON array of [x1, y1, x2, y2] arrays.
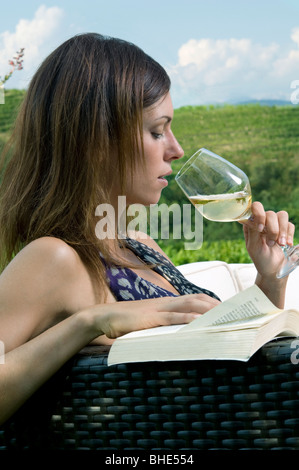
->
[[114, 323, 185, 341], [181, 285, 280, 330]]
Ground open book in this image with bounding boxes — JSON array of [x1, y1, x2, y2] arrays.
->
[[108, 285, 299, 366]]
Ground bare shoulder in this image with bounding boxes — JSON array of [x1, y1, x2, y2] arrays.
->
[[128, 230, 174, 264], [1, 236, 95, 306], [10, 236, 80, 269], [0, 237, 97, 351]]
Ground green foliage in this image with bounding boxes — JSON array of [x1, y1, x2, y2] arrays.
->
[[167, 103, 299, 216], [0, 89, 25, 151], [1, 91, 299, 264], [160, 102, 299, 262], [160, 237, 299, 266], [160, 238, 252, 265]]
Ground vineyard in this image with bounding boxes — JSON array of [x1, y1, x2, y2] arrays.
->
[[1, 90, 299, 265]]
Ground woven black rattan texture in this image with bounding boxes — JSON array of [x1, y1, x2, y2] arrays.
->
[[1, 337, 299, 450]]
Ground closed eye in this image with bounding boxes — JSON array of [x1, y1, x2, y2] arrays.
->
[[151, 132, 164, 140]]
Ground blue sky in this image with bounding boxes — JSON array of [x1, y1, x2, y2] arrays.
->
[[1, 0, 299, 107]]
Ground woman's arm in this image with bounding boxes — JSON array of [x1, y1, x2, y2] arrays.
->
[[0, 237, 216, 424], [0, 236, 100, 423], [0, 293, 216, 425], [0, 308, 97, 424]]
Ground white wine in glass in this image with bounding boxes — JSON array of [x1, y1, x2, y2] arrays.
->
[[175, 148, 299, 279], [189, 192, 252, 222]]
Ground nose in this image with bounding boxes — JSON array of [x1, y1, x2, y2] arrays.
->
[[166, 131, 184, 161]]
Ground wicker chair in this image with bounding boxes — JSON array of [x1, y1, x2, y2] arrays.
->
[[1, 337, 299, 450]]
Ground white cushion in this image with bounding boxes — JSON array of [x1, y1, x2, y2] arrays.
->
[[177, 261, 239, 301], [230, 263, 257, 291], [178, 260, 299, 311], [284, 269, 299, 310], [231, 263, 299, 310]]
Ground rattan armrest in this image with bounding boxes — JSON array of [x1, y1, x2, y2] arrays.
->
[[1, 337, 299, 450]]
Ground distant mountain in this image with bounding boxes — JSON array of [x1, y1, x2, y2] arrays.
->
[[235, 99, 294, 107]]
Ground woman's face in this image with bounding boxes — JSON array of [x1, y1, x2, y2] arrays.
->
[[125, 92, 184, 206]]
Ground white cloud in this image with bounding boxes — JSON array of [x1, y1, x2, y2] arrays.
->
[[0, 5, 64, 87], [291, 28, 299, 47], [168, 28, 299, 107]]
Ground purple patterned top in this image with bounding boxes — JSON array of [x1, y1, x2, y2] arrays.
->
[[105, 237, 220, 302]]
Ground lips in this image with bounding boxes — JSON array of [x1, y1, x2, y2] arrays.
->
[[158, 171, 172, 179], [157, 172, 171, 187]]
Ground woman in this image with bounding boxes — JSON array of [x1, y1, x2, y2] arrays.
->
[[0, 33, 294, 424]]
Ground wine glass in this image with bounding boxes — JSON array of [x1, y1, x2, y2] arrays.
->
[[175, 148, 299, 279]]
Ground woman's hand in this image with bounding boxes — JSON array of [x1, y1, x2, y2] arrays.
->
[[242, 201, 295, 307], [90, 293, 221, 339], [242, 201, 295, 278]]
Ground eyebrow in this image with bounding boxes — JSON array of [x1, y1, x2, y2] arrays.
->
[[154, 115, 172, 123]]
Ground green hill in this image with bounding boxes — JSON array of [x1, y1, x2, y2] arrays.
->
[[0, 89, 24, 142], [160, 103, 299, 263], [1, 90, 298, 264], [169, 103, 299, 216]]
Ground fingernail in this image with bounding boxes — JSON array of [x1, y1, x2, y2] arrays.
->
[[267, 240, 275, 247], [258, 224, 264, 232], [280, 237, 286, 246]]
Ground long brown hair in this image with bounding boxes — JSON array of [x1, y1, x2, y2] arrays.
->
[[0, 33, 170, 293]]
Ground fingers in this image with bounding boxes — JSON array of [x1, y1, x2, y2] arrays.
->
[[285, 215, 295, 246], [247, 201, 266, 233], [161, 293, 220, 315], [155, 294, 221, 328], [263, 210, 295, 247], [276, 210, 295, 246], [126, 293, 220, 314], [157, 311, 199, 327], [246, 202, 295, 247], [264, 210, 282, 247], [100, 293, 221, 339]]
